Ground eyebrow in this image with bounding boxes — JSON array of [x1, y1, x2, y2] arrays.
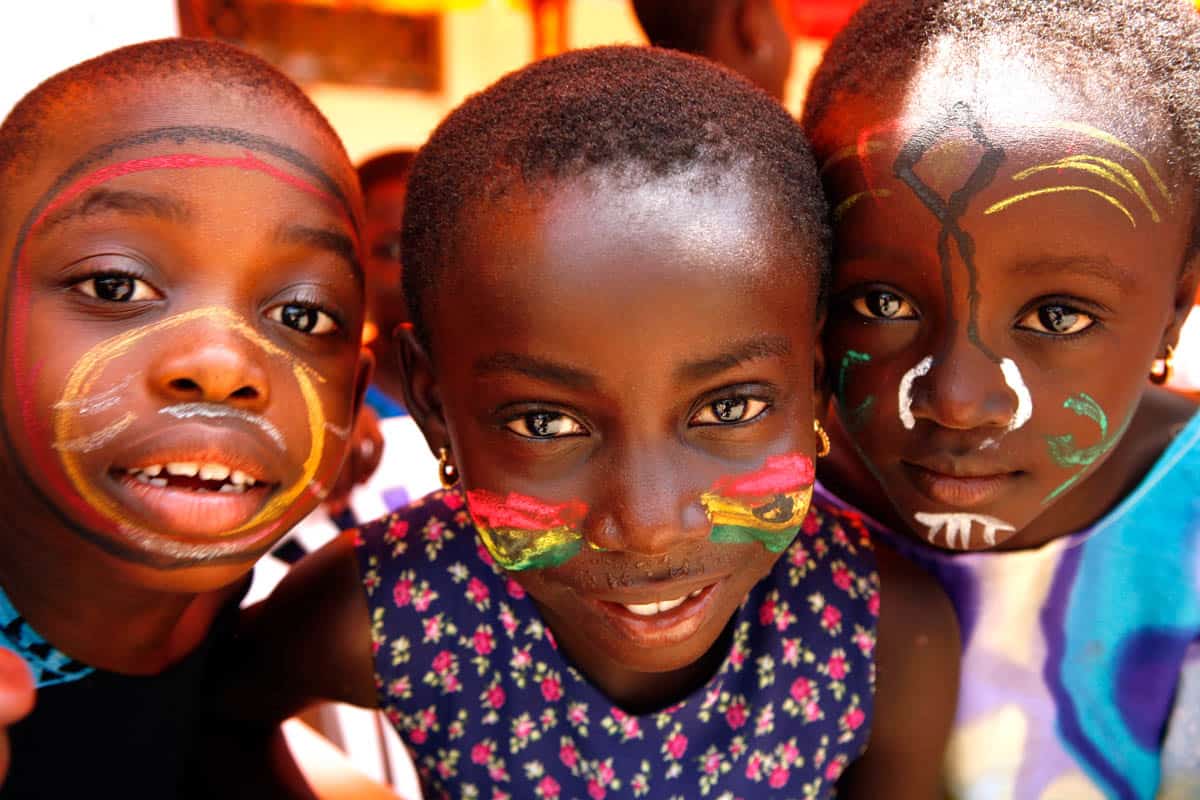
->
[[675, 335, 792, 383], [275, 223, 363, 284], [37, 188, 191, 234], [1010, 255, 1135, 292], [473, 352, 599, 391]]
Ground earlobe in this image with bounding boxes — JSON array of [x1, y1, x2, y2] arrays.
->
[[397, 324, 450, 453], [1161, 249, 1200, 354]]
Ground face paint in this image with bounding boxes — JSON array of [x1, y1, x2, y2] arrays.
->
[[53, 374, 135, 416], [466, 489, 588, 571], [832, 189, 892, 223], [999, 358, 1033, 432], [701, 453, 815, 553], [52, 412, 136, 454], [52, 306, 328, 539], [159, 403, 287, 451], [913, 511, 1015, 549], [898, 355, 934, 430], [836, 350, 876, 431], [1043, 392, 1119, 504], [324, 421, 352, 440]]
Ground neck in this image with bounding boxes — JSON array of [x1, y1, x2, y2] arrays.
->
[[0, 519, 229, 675]]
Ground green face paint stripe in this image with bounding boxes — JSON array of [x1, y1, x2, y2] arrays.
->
[[710, 523, 800, 553], [1042, 392, 1120, 504], [501, 539, 582, 571], [836, 350, 876, 430]]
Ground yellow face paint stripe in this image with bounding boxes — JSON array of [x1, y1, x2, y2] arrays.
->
[[1046, 121, 1172, 206], [54, 306, 328, 537], [832, 189, 892, 222], [1011, 156, 1160, 223], [984, 185, 1136, 228], [819, 140, 887, 175]]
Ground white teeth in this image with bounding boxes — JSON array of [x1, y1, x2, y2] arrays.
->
[[230, 470, 255, 487], [149, 477, 168, 487], [142, 464, 162, 477], [689, 588, 702, 598], [621, 594, 690, 617], [165, 462, 199, 477], [218, 483, 246, 494], [199, 463, 231, 482]]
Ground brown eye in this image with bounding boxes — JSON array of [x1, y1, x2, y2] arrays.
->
[[506, 412, 586, 439], [74, 275, 159, 302], [268, 303, 338, 335], [852, 290, 917, 320], [1018, 304, 1094, 335], [690, 396, 768, 426]]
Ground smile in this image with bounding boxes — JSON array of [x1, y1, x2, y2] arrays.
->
[[590, 582, 721, 647], [619, 587, 707, 617]]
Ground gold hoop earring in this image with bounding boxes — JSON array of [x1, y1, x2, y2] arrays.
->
[[1150, 344, 1176, 386], [437, 447, 459, 489], [814, 419, 831, 459]]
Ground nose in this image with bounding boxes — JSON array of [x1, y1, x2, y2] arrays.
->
[[149, 330, 271, 410], [907, 337, 1020, 431], [590, 447, 709, 556]]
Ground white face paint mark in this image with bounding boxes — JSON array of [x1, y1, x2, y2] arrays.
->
[[159, 403, 286, 451], [980, 437, 998, 450], [999, 358, 1032, 432], [914, 511, 1015, 549], [53, 374, 136, 416], [324, 421, 351, 440], [898, 355, 934, 430], [53, 411, 136, 453]]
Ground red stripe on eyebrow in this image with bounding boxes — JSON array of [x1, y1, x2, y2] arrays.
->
[[7, 150, 351, 516]]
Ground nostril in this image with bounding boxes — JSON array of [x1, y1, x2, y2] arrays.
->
[[230, 386, 259, 401], [168, 378, 201, 395]]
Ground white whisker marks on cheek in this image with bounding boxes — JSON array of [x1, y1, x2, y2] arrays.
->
[[914, 511, 1015, 549], [898, 355, 934, 430], [53, 374, 136, 416], [1000, 358, 1033, 432], [159, 403, 287, 451], [53, 411, 136, 453]]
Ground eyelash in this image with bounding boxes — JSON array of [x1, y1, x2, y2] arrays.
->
[[505, 410, 588, 440], [69, 268, 162, 304], [689, 395, 771, 427], [847, 286, 920, 321], [1014, 299, 1100, 338]]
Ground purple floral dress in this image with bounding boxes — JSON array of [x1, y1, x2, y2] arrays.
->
[[355, 490, 880, 799]]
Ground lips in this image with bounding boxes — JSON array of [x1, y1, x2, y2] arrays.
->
[[466, 489, 589, 571], [902, 461, 1021, 508], [101, 425, 284, 539], [588, 581, 722, 647]]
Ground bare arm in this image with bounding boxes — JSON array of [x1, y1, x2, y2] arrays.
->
[[837, 541, 960, 800]]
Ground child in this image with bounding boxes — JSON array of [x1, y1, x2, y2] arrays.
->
[[216, 45, 959, 799], [0, 38, 370, 796], [800, 1, 1200, 797]]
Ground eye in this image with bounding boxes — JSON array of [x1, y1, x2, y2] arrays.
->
[[1017, 303, 1095, 335], [506, 411, 586, 439], [268, 303, 339, 335], [690, 396, 769, 426], [73, 274, 160, 302], [851, 290, 917, 320]]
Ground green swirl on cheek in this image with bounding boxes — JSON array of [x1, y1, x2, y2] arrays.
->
[[1043, 392, 1119, 504]]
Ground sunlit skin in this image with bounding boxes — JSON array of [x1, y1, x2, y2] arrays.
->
[[404, 168, 823, 707], [811, 78, 1200, 552], [0, 77, 369, 672]]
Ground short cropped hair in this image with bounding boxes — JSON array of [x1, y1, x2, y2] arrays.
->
[[358, 150, 417, 196], [802, 0, 1200, 190], [631, 0, 722, 54], [0, 38, 351, 217], [402, 45, 829, 351]]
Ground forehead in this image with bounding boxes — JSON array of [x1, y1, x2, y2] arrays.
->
[[433, 170, 817, 366]]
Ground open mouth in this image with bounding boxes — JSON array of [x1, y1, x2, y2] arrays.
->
[[591, 582, 721, 647], [618, 587, 708, 617], [108, 457, 280, 539]]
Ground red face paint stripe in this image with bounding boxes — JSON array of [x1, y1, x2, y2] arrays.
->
[[7, 151, 350, 528], [466, 489, 588, 531], [709, 453, 815, 497]]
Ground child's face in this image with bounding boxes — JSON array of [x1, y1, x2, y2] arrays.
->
[[419, 170, 821, 675], [812, 84, 1196, 550], [0, 83, 367, 586]]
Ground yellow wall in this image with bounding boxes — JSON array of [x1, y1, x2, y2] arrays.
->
[[309, 0, 826, 163]]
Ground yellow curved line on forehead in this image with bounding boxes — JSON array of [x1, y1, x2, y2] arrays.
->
[[53, 306, 327, 537], [820, 140, 888, 175], [832, 189, 893, 223], [1046, 121, 1172, 206], [1012, 156, 1160, 223], [984, 185, 1136, 228]]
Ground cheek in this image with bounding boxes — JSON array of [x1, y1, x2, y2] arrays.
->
[[1036, 385, 1132, 503]]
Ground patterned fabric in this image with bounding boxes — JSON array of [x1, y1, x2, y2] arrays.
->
[[0, 584, 92, 688], [817, 408, 1200, 800], [354, 490, 880, 800]]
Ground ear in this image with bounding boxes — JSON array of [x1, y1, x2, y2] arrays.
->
[[397, 324, 450, 457], [352, 347, 374, 417], [1160, 250, 1200, 356], [733, 0, 774, 58]]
